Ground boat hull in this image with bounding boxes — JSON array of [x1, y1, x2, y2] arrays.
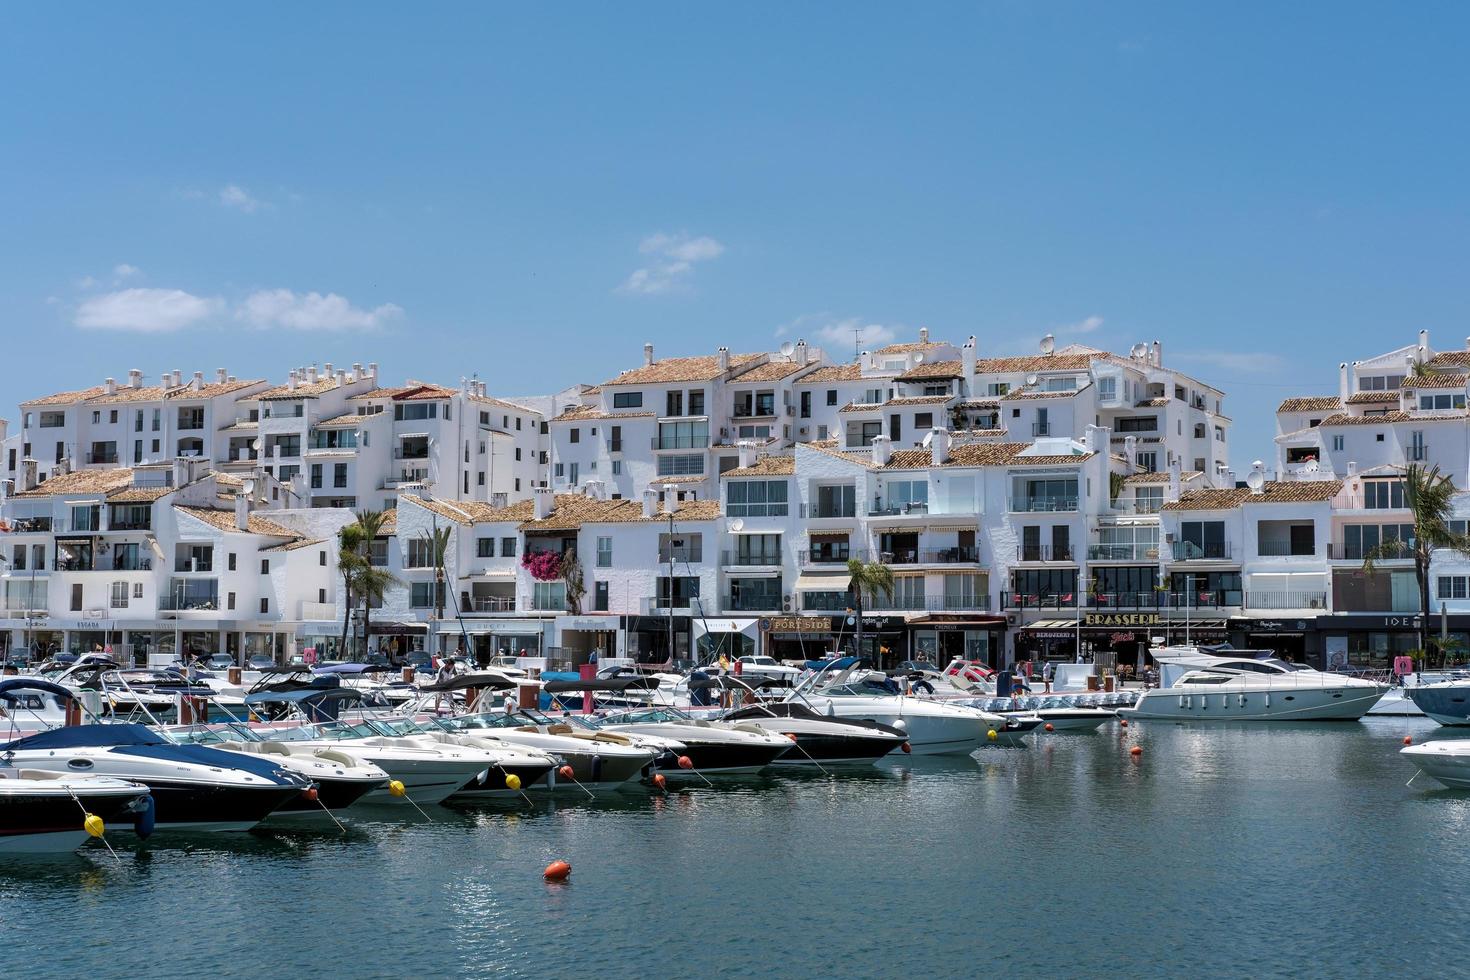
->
[[1124, 685, 1386, 722], [1405, 686, 1470, 726], [659, 740, 791, 778], [1403, 743, 1470, 789], [0, 786, 148, 852]]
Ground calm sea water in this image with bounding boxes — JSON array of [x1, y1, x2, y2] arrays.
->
[[3, 716, 1466, 979]]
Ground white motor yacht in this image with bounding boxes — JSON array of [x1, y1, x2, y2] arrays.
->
[[0, 767, 151, 853], [424, 709, 658, 790], [589, 706, 794, 777], [1122, 647, 1388, 722], [1402, 739, 1470, 789]]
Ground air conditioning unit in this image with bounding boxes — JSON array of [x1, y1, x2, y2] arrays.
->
[[782, 595, 793, 612], [799, 426, 808, 435], [1005, 612, 1019, 625]]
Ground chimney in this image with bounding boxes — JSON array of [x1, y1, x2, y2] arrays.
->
[[104, 377, 116, 396], [461, 376, 471, 396], [871, 434, 892, 466], [171, 457, 188, 489], [21, 458, 38, 492], [919, 327, 930, 345], [1419, 329, 1430, 358], [1083, 424, 1099, 453], [1151, 341, 1162, 367], [129, 369, 143, 389], [929, 427, 951, 466], [368, 362, 379, 380], [217, 368, 228, 384], [1168, 456, 1182, 500], [172, 370, 183, 387], [323, 361, 333, 376], [352, 362, 363, 379], [337, 370, 347, 385], [643, 343, 655, 366], [1250, 460, 1266, 494], [234, 492, 250, 531], [1338, 362, 1350, 404], [737, 440, 755, 469], [642, 488, 658, 518], [1124, 435, 1138, 464], [1346, 461, 1358, 477], [533, 486, 553, 520], [307, 366, 319, 384], [794, 339, 808, 365], [961, 336, 977, 392], [192, 371, 204, 391], [287, 371, 299, 391], [716, 346, 729, 372], [662, 484, 680, 515]]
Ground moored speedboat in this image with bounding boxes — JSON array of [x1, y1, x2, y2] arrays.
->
[[720, 701, 906, 764], [1402, 739, 1470, 789], [588, 706, 794, 778], [0, 767, 150, 853], [1404, 678, 1470, 727]]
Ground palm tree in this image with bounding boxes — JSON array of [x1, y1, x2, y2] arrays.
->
[[561, 547, 585, 615], [337, 523, 366, 657], [353, 563, 402, 656], [418, 525, 453, 654], [1362, 464, 1470, 666], [847, 558, 895, 664]]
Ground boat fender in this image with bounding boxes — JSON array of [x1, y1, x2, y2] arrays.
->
[[1238, 694, 1246, 708], [652, 773, 667, 791], [901, 741, 911, 753], [301, 786, 319, 802], [590, 755, 603, 782], [891, 718, 907, 732], [132, 795, 156, 839], [986, 729, 997, 741], [1178, 696, 1185, 709], [543, 860, 571, 882]]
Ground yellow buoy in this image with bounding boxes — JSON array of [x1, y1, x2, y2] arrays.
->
[[388, 779, 407, 797], [84, 814, 105, 838], [986, 729, 998, 741], [505, 773, 522, 791]]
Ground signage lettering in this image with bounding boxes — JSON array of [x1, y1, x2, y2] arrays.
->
[[1084, 613, 1161, 627]]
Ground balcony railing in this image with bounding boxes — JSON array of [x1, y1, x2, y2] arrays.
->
[[651, 437, 709, 451], [393, 449, 430, 460], [721, 550, 783, 567], [1008, 497, 1078, 513], [299, 601, 337, 620], [802, 548, 866, 565], [919, 547, 980, 564], [1086, 543, 1160, 561], [1326, 541, 1415, 561], [1170, 542, 1233, 561], [803, 504, 857, 519], [86, 451, 119, 464], [801, 593, 852, 611], [1003, 590, 1245, 610], [469, 596, 516, 612], [877, 548, 919, 565], [1016, 545, 1075, 562], [106, 518, 152, 531], [1032, 422, 1051, 436], [869, 502, 929, 517], [1255, 543, 1318, 558], [722, 594, 782, 612], [3, 517, 52, 533], [867, 595, 992, 612], [1113, 498, 1163, 515], [1244, 591, 1327, 610], [159, 586, 220, 611]]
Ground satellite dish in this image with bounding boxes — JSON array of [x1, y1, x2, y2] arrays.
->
[[1245, 469, 1266, 491], [1130, 342, 1148, 360], [1025, 374, 1039, 387], [778, 341, 794, 358], [251, 439, 262, 451], [1039, 334, 1056, 355], [728, 518, 745, 533], [242, 479, 255, 495], [913, 352, 925, 363]]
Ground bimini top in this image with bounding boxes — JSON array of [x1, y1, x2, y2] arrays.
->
[[0, 678, 74, 703], [243, 687, 369, 707], [417, 672, 517, 693], [542, 677, 661, 694], [1, 722, 160, 750]]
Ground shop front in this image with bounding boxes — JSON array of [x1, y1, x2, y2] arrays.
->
[[761, 614, 907, 667], [433, 618, 552, 666], [1312, 613, 1470, 671], [1016, 612, 1230, 671], [623, 614, 692, 667], [907, 615, 1006, 669], [368, 621, 431, 662], [555, 614, 621, 667], [1227, 616, 1321, 665], [694, 617, 760, 662]]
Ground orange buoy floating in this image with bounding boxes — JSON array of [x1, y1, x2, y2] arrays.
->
[[1120, 719, 1128, 728], [900, 741, 912, 754], [676, 755, 694, 770], [1044, 723, 1055, 732], [1129, 745, 1143, 756], [558, 765, 575, 780], [1403, 735, 1413, 745], [543, 860, 571, 882], [652, 773, 667, 790]]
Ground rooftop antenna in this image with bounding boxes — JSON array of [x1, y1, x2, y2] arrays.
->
[[854, 326, 862, 363]]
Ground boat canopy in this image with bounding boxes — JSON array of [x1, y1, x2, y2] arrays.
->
[[542, 677, 661, 694], [417, 672, 517, 693], [0, 678, 74, 703], [1, 722, 162, 750]]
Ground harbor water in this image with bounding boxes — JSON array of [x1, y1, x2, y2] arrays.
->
[[4, 716, 1467, 979]]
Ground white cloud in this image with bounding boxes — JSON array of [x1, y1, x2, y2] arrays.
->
[[112, 263, 141, 283], [75, 288, 223, 332], [619, 232, 725, 295], [1067, 315, 1104, 335], [778, 313, 898, 352], [237, 289, 402, 331], [219, 184, 264, 213]]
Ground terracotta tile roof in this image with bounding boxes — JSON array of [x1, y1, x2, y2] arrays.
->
[[261, 537, 327, 553], [167, 379, 266, 400], [880, 443, 1091, 469], [106, 485, 176, 502], [794, 364, 864, 384], [897, 360, 963, 381], [1403, 373, 1469, 389], [518, 494, 721, 530], [838, 401, 883, 414], [1164, 480, 1343, 511], [255, 377, 344, 400], [378, 509, 397, 535], [601, 353, 763, 387], [973, 353, 1097, 374], [214, 473, 245, 488], [401, 494, 536, 527], [729, 360, 807, 383], [313, 413, 363, 429], [1427, 351, 1470, 368], [393, 384, 458, 401], [953, 428, 1007, 438], [174, 505, 299, 537], [1135, 397, 1173, 408], [874, 341, 946, 354], [85, 385, 173, 405], [1319, 412, 1416, 426], [722, 455, 795, 477], [13, 468, 136, 497], [650, 475, 707, 485], [1005, 387, 1083, 400], [469, 392, 538, 414], [1123, 471, 1203, 485], [801, 440, 872, 465], [1345, 392, 1399, 405], [347, 386, 418, 401], [1277, 396, 1343, 413], [551, 405, 655, 422], [885, 395, 954, 406], [21, 385, 107, 407], [957, 398, 1000, 409], [220, 419, 259, 431]]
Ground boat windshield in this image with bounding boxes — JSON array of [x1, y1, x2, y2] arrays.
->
[[441, 712, 535, 730], [601, 707, 692, 725]]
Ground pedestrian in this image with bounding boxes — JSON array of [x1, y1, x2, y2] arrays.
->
[[1042, 660, 1054, 693]]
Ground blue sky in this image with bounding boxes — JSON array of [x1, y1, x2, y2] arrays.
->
[[2, 3, 1467, 470]]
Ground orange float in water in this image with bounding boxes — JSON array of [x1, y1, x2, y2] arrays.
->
[[558, 765, 575, 780], [543, 860, 571, 882], [677, 755, 694, 770], [900, 742, 911, 754], [1403, 735, 1413, 745], [1044, 723, 1055, 732], [653, 773, 667, 790], [1129, 745, 1143, 756], [1120, 719, 1128, 728]]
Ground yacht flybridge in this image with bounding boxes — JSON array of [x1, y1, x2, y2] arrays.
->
[[1121, 647, 1388, 722]]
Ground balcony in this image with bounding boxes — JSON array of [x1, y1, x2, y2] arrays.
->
[[469, 596, 517, 613], [1008, 497, 1078, 513], [1244, 591, 1327, 610], [801, 592, 852, 611], [868, 502, 929, 517], [802, 548, 866, 565], [607, 440, 623, 453], [85, 451, 119, 465], [393, 449, 430, 460], [1170, 542, 1233, 561], [877, 548, 919, 565], [1003, 590, 1243, 610], [299, 601, 337, 620], [1112, 498, 1163, 515], [651, 437, 709, 451], [1326, 541, 1414, 561], [1016, 545, 1076, 562], [722, 594, 782, 612], [1256, 543, 1318, 558], [3, 517, 52, 533], [1032, 422, 1051, 437], [919, 547, 980, 564], [803, 504, 857, 519], [1086, 543, 1160, 561], [174, 559, 214, 573], [382, 469, 430, 488], [159, 582, 220, 611], [867, 595, 992, 613], [721, 550, 783, 567]]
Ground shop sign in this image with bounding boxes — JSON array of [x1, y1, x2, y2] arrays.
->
[[1084, 613, 1161, 627], [762, 616, 829, 633]]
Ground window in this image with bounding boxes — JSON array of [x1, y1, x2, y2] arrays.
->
[[657, 420, 708, 450], [228, 553, 237, 571], [879, 479, 927, 514], [310, 464, 323, 489], [260, 597, 270, 614], [1332, 435, 1344, 452], [988, 383, 1010, 396], [800, 391, 811, 418], [260, 559, 270, 574], [1438, 576, 1469, 600], [110, 581, 129, 609], [1117, 416, 1158, 433], [334, 463, 348, 488], [1177, 521, 1228, 559], [665, 390, 684, 417], [1363, 479, 1405, 509], [658, 533, 703, 563], [1097, 376, 1116, 401], [70, 583, 82, 611], [727, 480, 790, 517], [406, 539, 436, 568], [1419, 393, 1466, 411], [611, 461, 621, 475], [501, 537, 517, 557], [410, 582, 443, 608], [689, 391, 705, 416], [228, 592, 236, 611], [133, 583, 143, 599], [1340, 523, 1415, 560], [656, 454, 704, 476], [92, 411, 100, 424], [1136, 451, 1158, 472], [596, 536, 612, 567], [655, 576, 701, 608], [594, 581, 609, 611], [570, 428, 580, 444], [915, 412, 933, 430], [826, 389, 838, 406], [319, 588, 327, 603]]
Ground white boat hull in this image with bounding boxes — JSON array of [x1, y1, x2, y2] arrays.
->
[[1402, 742, 1470, 789], [1124, 685, 1386, 722]]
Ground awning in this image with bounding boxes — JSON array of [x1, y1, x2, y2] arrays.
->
[[396, 431, 431, 439], [369, 621, 430, 635], [935, 567, 985, 575], [692, 618, 760, 638], [808, 532, 849, 541], [795, 572, 850, 591], [1022, 619, 1080, 630], [924, 521, 977, 530], [55, 536, 96, 545], [458, 568, 516, 579]]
